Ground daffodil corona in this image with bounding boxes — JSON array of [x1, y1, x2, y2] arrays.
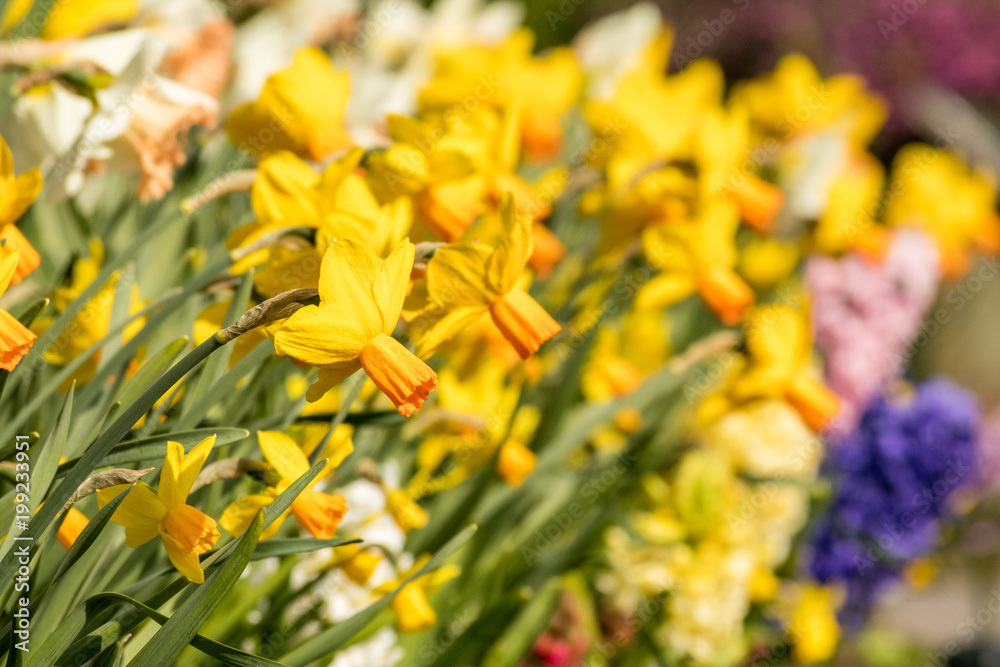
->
[[0, 243, 35, 371]]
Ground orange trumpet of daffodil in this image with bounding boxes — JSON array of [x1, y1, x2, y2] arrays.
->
[[56, 507, 89, 549], [409, 193, 561, 360], [97, 435, 220, 583], [0, 135, 42, 284], [268, 238, 437, 416], [701, 305, 840, 431], [220, 429, 352, 540], [636, 199, 754, 326], [0, 242, 36, 371]]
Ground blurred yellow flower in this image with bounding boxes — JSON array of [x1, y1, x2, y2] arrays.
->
[[884, 144, 1000, 276], [0, 135, 42, 285], [0, 242, 35, 371], [374, 555, 461, 633], [813, 153, 890, 258], [225, 47, 352, 161], [732, 53, 886, 147], [787, 584, 842, 664], [496, 439, 536, 486], [738, 237, 801, 290], [636, 200, 754, 326], [2, 0, 137, 38], [419, 29, 582, 162], [702, 304, 839, 431], [32, 239, 146, 387]]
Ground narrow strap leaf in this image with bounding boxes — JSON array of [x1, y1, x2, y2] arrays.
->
[[91, 592, 287, 667]]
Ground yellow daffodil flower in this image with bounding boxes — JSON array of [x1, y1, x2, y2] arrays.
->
[[581, 47, 727, 261], [268, 238, 437, 415], [32, 239, 146, 387], [373, 555, 461, 633], [365, 114, 484, 243], [496, 439, 536, 486], [0, 135, 42, 284], [409, 194, 561, 359], [636, 200, 755, 326], [732, 53, 886, 147], [696, 104, 784, 232], [2, 0, 137, 39], [419, 29, 582, 162], [386, 487, 429, 533], [368, 108, 566, 277], [738, 237, 801, 290], [408, 360, 528, 495], [813, 152, 890, 258], [787, 584, 842, 664], [225, 47, 352, 161], [231, 149, 409, 273], [0, 242, 35, 370], [702, 305, 840, 431], [97, 435, 220, 583], [884, 144, 1000, 276], [585, 51, 724, 189], [582, 310, 668, 402], [220, 429, 352, 540]]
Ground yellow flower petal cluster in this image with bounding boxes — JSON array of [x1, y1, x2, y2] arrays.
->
[[98, 436, 220, 583], [268, 238, 437, 416], [220, 429, 352, 540], [407, 193, 561, 360]]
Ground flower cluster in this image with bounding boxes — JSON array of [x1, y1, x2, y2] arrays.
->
[[810, 380, 979, 627], [0, 1, 998, 666]]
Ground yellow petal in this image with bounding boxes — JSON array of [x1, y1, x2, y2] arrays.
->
[[224, 48, 352, 160], [411, 304, 488, 359], [258, 430, 310, 482], [0, 245, 18, 296], [161, 532, 206, 583], [96, 483, 166, 537], [158, 435, 216, 508], [735, 306, 806, 397], [220, 491, 277, 537], [306, 363, 362, 402], [425, 242, 497, 307], [393, 583, 437, 633], [271, 304, 369, 366], [421, 563, 462, 589], [634, 273, 697, 311], [251, 151, 321, 226], [1, 168, 42, 227], [485, 193, 533, 296], [374, 239, 415, 334], [0, 135, 13, 179], [231, 90, 308, 156], [317, 239, 383, 338]]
